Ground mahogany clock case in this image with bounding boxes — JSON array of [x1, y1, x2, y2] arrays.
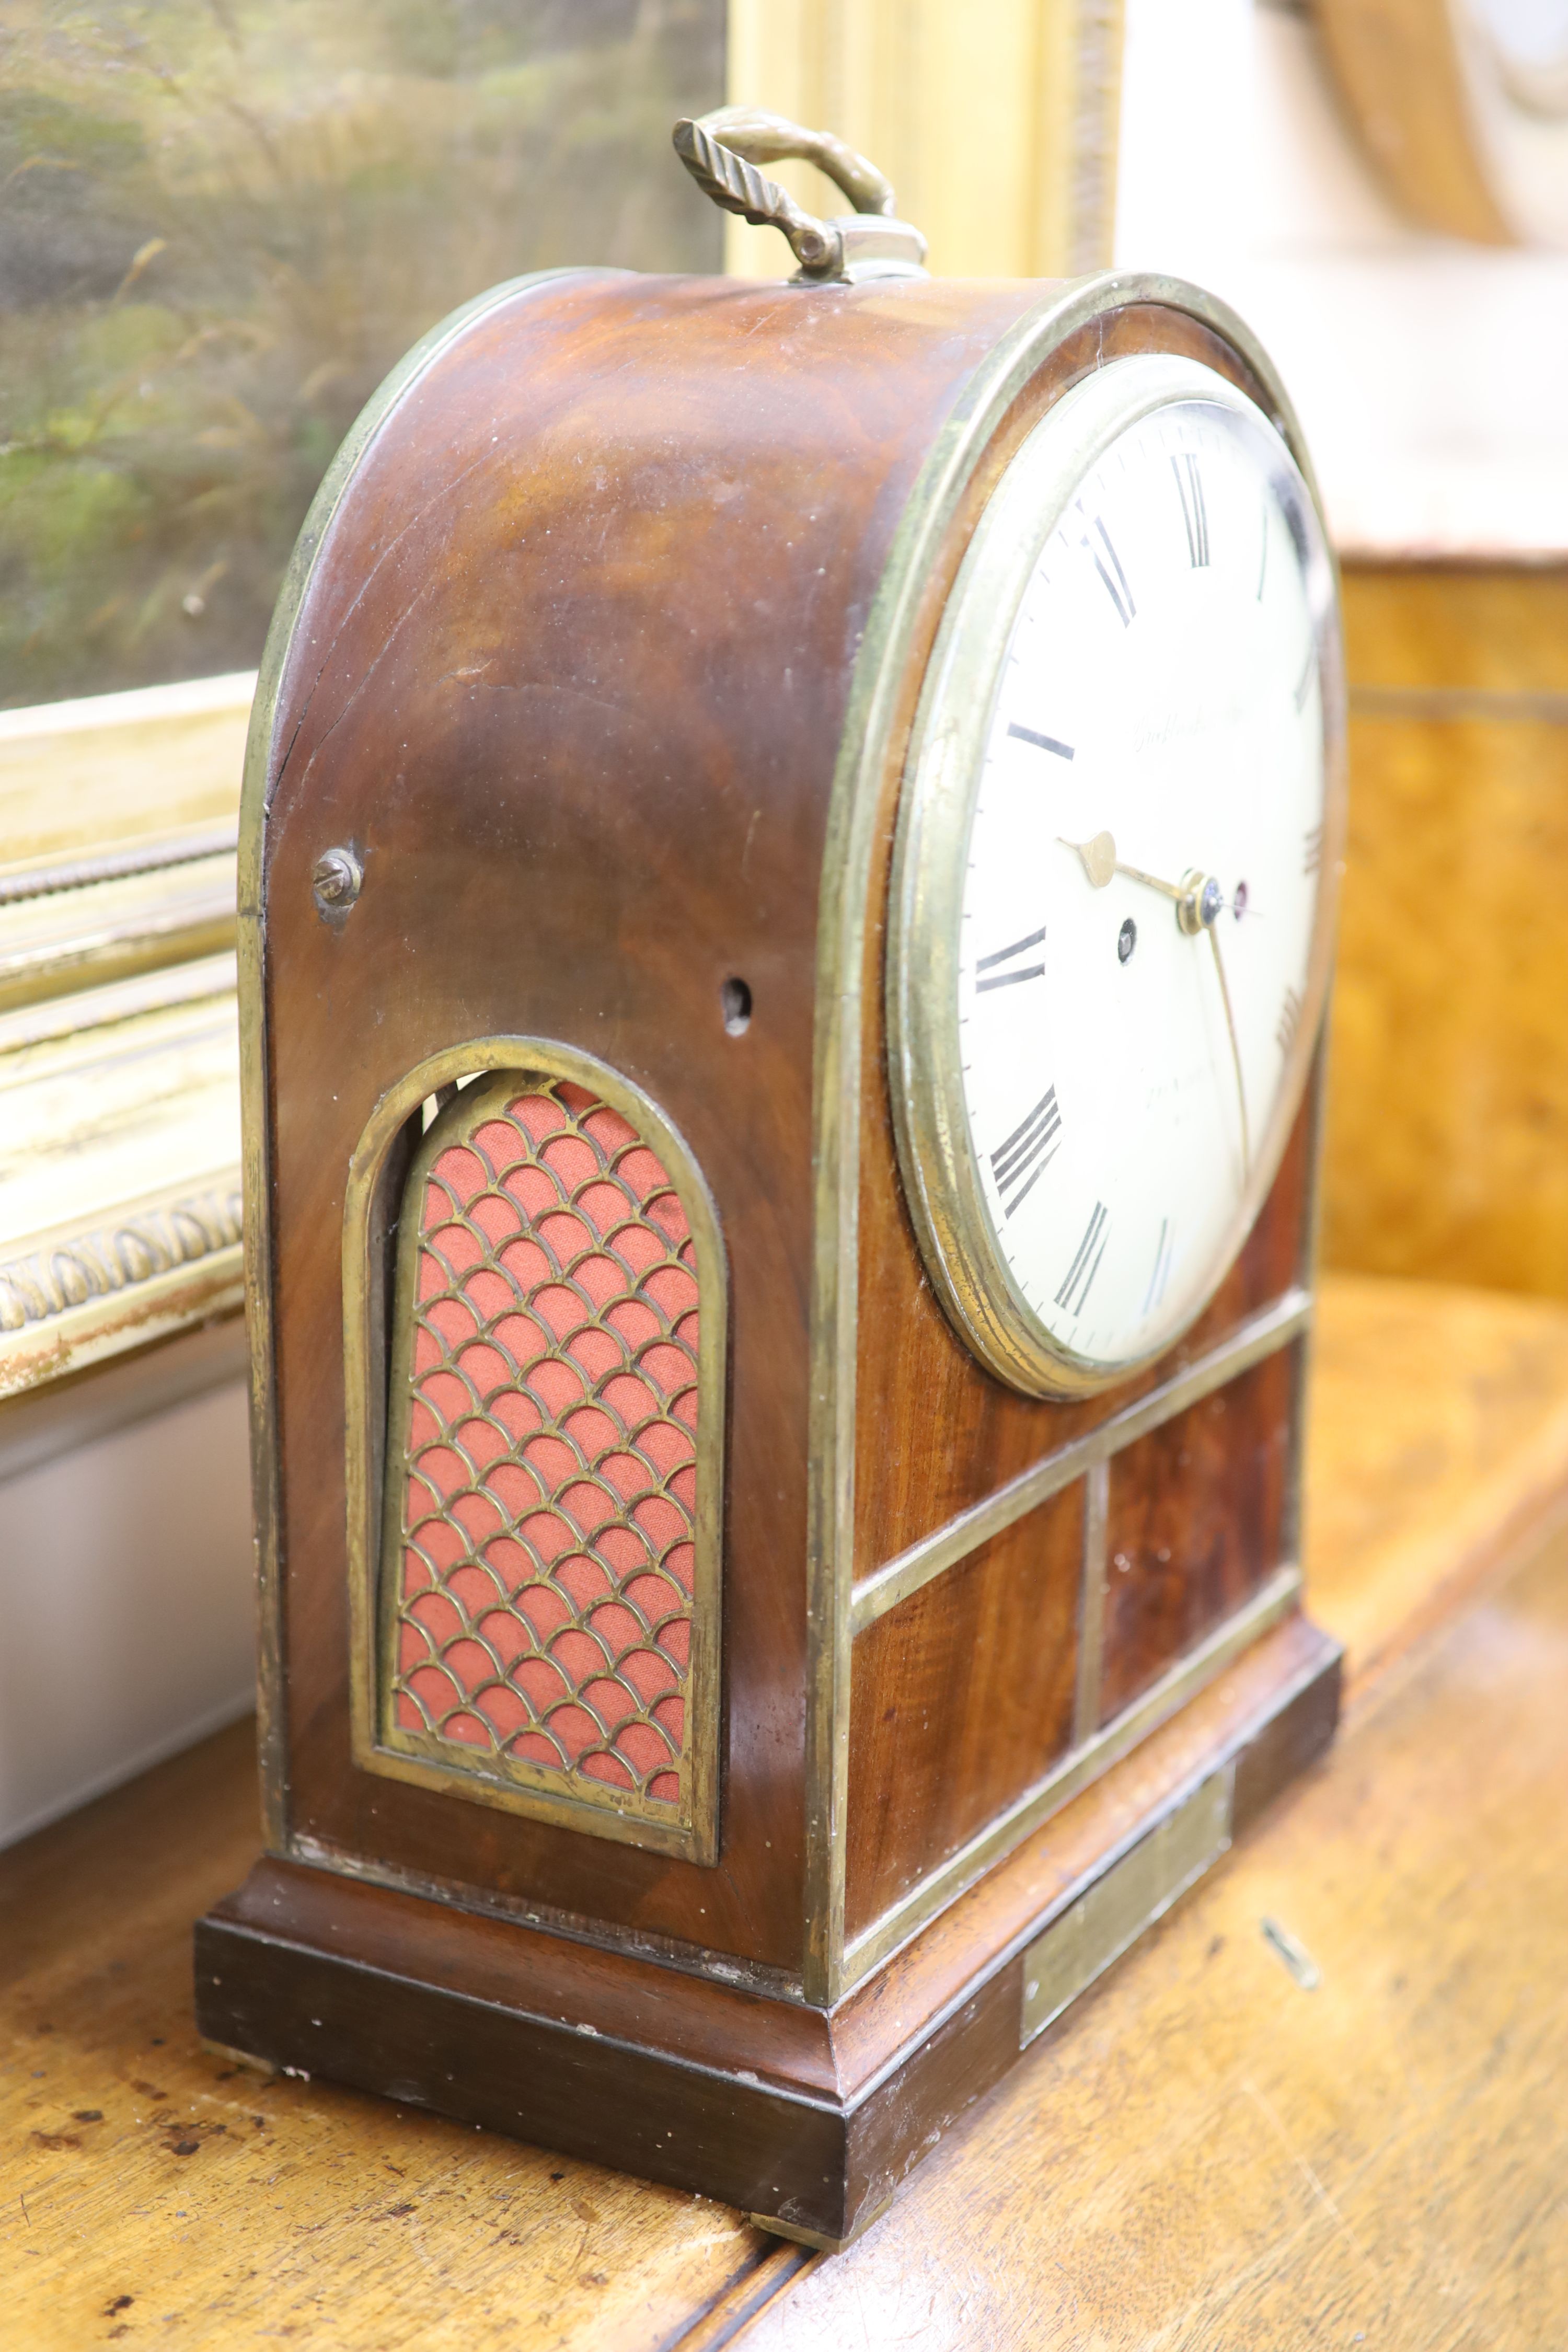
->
[[197, 264, 1346, 2247]]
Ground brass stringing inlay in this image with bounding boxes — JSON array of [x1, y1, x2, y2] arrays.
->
[[381, 1073, 702, 1816]]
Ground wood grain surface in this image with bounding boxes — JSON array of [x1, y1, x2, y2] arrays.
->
[[1099, 1341, 1297, 1723], [1305, 1270, 1568, 1690], [834, 298, 1323, 1940], [257, 268, 1047, 1975], [844, 1478, 1083, 1935], [253, 267, 1318, 1994], [850, 819, 1314, 1579], [0, 1719, 774, 2348], [1342, 568, 1568, 697], [7, 1269, 1568, 2345], [737, 1523, 1568, 2349], [1324, 567, 1568, 1298]]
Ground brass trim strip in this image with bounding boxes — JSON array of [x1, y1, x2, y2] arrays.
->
[[287, 1828, 807, 2004], [841, 1562, 1299, 1990], [1282, 1056, 1327, 1578], [341, 1038, 727, 1866], [1072, 1458, 1110, 1747], [806, 269, 1341, 2007], [1019, 1765, 1232, 2046], [238, 268, 619, 1852], [849, 1287, 1311, 1638]]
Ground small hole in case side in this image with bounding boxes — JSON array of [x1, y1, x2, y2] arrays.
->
[[721, 976, 752, 1034]]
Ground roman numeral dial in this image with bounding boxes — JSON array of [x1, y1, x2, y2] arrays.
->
[[989, 1087, 1063, 1218], [974, 925, 1046, 993], [890, 355, 1338, 1396], [1055, 1201, 1109, 1314], [1008, 721, 1074, 761], [1172, 453, 1209, 567], [1083, 516, 1135, 627]]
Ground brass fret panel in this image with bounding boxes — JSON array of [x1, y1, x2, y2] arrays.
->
[[347, 1050, 725, 1864]]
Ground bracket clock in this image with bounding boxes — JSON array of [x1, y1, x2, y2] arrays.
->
[[197, 110, 1347, 2250]]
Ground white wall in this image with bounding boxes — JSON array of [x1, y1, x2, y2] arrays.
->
[[0, 1378, 255, 1848], [1116, 0, 1568, 555]]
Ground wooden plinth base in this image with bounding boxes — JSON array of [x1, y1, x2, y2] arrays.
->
[[195, 1612, 1339, 2249]]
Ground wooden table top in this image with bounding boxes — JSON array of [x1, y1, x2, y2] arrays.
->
[[6, 1270, 1568, 2349]]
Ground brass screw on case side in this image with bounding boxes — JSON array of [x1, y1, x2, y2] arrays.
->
[[313, 846, 363, 913]]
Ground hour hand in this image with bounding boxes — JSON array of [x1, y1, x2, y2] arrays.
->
[[1059, 831, 1184, 903]]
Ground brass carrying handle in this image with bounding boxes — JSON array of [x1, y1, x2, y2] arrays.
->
[[672, 106, 911, 281]]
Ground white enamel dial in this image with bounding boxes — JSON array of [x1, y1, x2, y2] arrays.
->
[[890, 353, 1343, 1397]]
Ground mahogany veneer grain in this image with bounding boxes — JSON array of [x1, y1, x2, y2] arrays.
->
[[231, 264, 1339, 2230]]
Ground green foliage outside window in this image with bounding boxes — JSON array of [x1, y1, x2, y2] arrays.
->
[[0, 0, 722, 707]]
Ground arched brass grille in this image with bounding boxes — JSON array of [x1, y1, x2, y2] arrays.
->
[[375, 1068, 714, 1835]]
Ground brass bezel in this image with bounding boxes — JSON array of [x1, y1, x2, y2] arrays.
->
[[342, 1038, 727, 1865], [886, 353, 1347, 1400]]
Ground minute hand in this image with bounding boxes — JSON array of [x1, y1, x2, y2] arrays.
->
[[1205, 922, 1251, 1177]]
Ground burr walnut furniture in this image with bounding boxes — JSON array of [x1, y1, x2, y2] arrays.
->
[[1324, 564, 1568, 1300], [195, 200, 1346, 2242]]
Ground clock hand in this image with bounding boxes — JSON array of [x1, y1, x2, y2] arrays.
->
[[1060, 833, 1250, 1168], [1171, 871, 1251, 1165], [1206, 921, 1251, 1175], [1060, 831, 1119, 890], [1059, 833, 1221, 925], [1118, 860, 1185, 903]]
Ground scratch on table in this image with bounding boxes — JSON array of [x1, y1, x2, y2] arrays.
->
[[1240, 2076, 1371, 2266]]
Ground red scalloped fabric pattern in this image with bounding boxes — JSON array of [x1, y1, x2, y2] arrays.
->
[[389, 1079, 699, 1809]]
